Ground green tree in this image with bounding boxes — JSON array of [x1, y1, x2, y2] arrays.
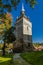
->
[[2, 27, 16, 55], [0, 13, 16, 55], [26, 0, 37, 8], [0, 13, 12, 41]]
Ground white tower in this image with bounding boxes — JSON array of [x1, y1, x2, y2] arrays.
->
[[15, 4, 33, 51]]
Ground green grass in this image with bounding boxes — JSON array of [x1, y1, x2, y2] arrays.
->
[[21, 51, 43, 65], [0, 54, 13, 65]]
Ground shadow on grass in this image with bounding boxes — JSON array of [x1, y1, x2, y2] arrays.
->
[[0, 54, 13, 65], [0, 60, 12, 65]]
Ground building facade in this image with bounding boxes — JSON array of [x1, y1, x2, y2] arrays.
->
[[15, 4, 33, 51]]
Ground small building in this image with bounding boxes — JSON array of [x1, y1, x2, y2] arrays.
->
[[15, 4, 33, 51]]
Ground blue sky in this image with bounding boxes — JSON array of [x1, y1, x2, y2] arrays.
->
[[11, 0, 43, 43]]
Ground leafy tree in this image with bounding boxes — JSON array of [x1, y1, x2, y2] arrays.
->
[[26, 0, 37, 8], [0, 13, 12, 41], [0, 13, 16, 55], [3, 27, 16, 44], [2, 27, 16, 55]]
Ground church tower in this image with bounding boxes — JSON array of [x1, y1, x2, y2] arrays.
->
[[15, 4, 33, 51]]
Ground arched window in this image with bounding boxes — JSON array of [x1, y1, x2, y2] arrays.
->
[[27, 26, 28, 30]]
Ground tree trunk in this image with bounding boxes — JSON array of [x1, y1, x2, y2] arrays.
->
[[2, 43, 6, 56]]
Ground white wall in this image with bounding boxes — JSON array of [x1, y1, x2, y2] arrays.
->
[[23, 18, 32, 35]]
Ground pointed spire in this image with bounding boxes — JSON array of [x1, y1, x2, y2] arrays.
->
[[22, 3, 25, 12], [21, 3, 25, 15]]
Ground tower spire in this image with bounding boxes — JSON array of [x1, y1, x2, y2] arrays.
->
[[21, 3, 25, 15], [22, 3, 25, 12]]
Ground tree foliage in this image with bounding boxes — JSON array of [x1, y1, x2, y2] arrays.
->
[[0, 12, 12, 40], [0, 13, 16, 55], [2, 12, 12, 29], [3, 27, 16, 43], [0, 12, 16, 44]]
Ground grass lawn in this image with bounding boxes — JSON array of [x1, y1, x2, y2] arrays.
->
[[0, 54, 13, 65], [21, 51, 43, 65]]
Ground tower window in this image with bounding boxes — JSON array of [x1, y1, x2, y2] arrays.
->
[[28, 43, 30, 47], [27, 26, 28, 30]]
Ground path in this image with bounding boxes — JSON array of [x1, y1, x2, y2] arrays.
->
[[13, 53, 31, 65]]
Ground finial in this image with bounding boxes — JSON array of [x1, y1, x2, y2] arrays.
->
[[22, 3, 25, 12]]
